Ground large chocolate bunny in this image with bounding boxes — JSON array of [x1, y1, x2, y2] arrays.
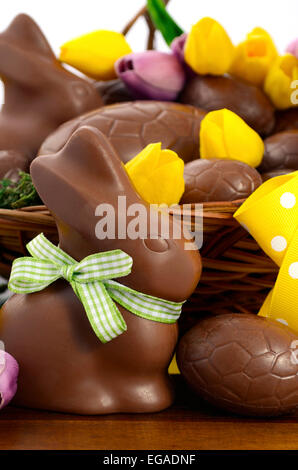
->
[[0, 127, 201, 414], [0, 14, 102, 178]]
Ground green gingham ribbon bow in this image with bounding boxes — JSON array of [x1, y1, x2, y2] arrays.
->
[[8, 234, 184, 343]]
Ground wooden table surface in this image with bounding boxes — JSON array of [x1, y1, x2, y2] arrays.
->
[[0, 378, 298, 451]]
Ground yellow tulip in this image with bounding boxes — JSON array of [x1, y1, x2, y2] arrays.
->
[[184, 17, 234, 75], [200, 109, 264, 168], [60, 30, 132, 80], [264, 53, 298, 109], [125, 143, 184, 206], [229, 27, 278, 86]]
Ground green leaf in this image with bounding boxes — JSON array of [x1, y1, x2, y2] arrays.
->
[[0, 172, 42, 209], [147, 0, 184, 46]]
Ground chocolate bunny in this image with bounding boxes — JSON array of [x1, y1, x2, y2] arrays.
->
[[0, 14, 102, 178], [0, 126, 201, 414]]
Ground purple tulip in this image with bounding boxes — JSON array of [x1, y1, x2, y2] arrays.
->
[[115, 51, 185, 101], [171, 33, 187, 63], [0, 351, 19, 410], [171, 33, 196, 80], [286, 38, 298, 58]]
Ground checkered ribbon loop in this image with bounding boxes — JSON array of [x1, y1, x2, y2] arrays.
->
[[8, 234, 184, 343]]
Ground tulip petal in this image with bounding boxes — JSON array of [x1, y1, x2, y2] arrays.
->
[[171, 33, 196, 79], [125, 143, 185, 205], [229, 27, 278, 86], [264, 54, 298, 109], [125, 143, 160, 176], [286, 38, 298, 58], [200, 120, 227, 159], [184, 17, 234, 76], [60, 30, 132, 80], [200, 109, 264, 167], [222, 110, 264, 167], [0, 352, 19, 410], [115, 51, 185, 100]]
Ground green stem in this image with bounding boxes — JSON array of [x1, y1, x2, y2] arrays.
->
[[147, 0, 184, 46]]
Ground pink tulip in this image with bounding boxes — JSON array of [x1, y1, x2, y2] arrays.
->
[[0, 351, 19, 410], [286, 38, 298, 58], [115, 51, 185, 100], [171, 33, 196, 79]]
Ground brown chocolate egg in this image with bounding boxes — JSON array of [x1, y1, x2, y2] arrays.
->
[[39, 101, 206, 164], [180, 159, 262, 203], [274, 109, 298, 134], [259, 130, 298, 172], [179, 74, 275, 136], [95, 79, 134, 105], [262, 169, 294, 182], [177, 314, 298, 417]]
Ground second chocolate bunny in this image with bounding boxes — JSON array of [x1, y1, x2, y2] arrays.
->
[[0, 14, 102, 178]]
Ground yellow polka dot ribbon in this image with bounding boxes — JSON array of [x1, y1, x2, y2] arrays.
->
[[234, 171, 298, 331]]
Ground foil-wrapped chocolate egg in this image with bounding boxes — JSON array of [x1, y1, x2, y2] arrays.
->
[[177, 314, 298, 417], [180, 159, 262, 203], [259, 130, 298, 172], [179, 74, 275, 136]]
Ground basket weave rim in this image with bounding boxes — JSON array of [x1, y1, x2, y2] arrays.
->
[[0, 199, 246, 223]]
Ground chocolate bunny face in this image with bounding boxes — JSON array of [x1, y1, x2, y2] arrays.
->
[[0, 14, 102, 177], [31, 126, 201, 302], [1, 127, 201, 415]]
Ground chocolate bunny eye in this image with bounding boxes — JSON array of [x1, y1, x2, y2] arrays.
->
[[143, 237, 169, 253]]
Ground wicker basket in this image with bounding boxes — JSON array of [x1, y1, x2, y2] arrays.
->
[[0, 2, 278, 316], [0, 202, 278, 317]]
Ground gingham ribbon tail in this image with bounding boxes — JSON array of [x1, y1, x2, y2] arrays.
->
[[8, 234, 183, 343]]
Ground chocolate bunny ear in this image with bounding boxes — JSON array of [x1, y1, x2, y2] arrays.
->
[[0, 14, 55, 59], [31, 126, 140, 226]]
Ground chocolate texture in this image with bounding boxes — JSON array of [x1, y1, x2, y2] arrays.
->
[[262, 169, 294, 182], [177, 314, 298, 417], [95, 79, 134, 105], [0, 126, 201, 414], [0, 14, 102, 178], [274, 109, 298, 134], [39, 101, 206, 164], [259, 130, 298, 172], [179, 74, 275, 136], [181, 158, 262, 203]]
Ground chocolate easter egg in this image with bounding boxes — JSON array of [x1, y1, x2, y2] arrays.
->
[[95, 79, 134, 105], [38, 101, 206, 164], [274, 109, 298, 133], [177, 314, 298, 417], [259, 130, 298, 172], [179, 75, 275, 136], [262, 169, 294, 182], [180, 159, 262, 203]]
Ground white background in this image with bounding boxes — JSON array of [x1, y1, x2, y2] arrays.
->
[[0, 0, 297, 55], [2, 0, 296, 104]]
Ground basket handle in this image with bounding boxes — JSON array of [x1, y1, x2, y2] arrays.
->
[[121, 0, 171, 50]]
